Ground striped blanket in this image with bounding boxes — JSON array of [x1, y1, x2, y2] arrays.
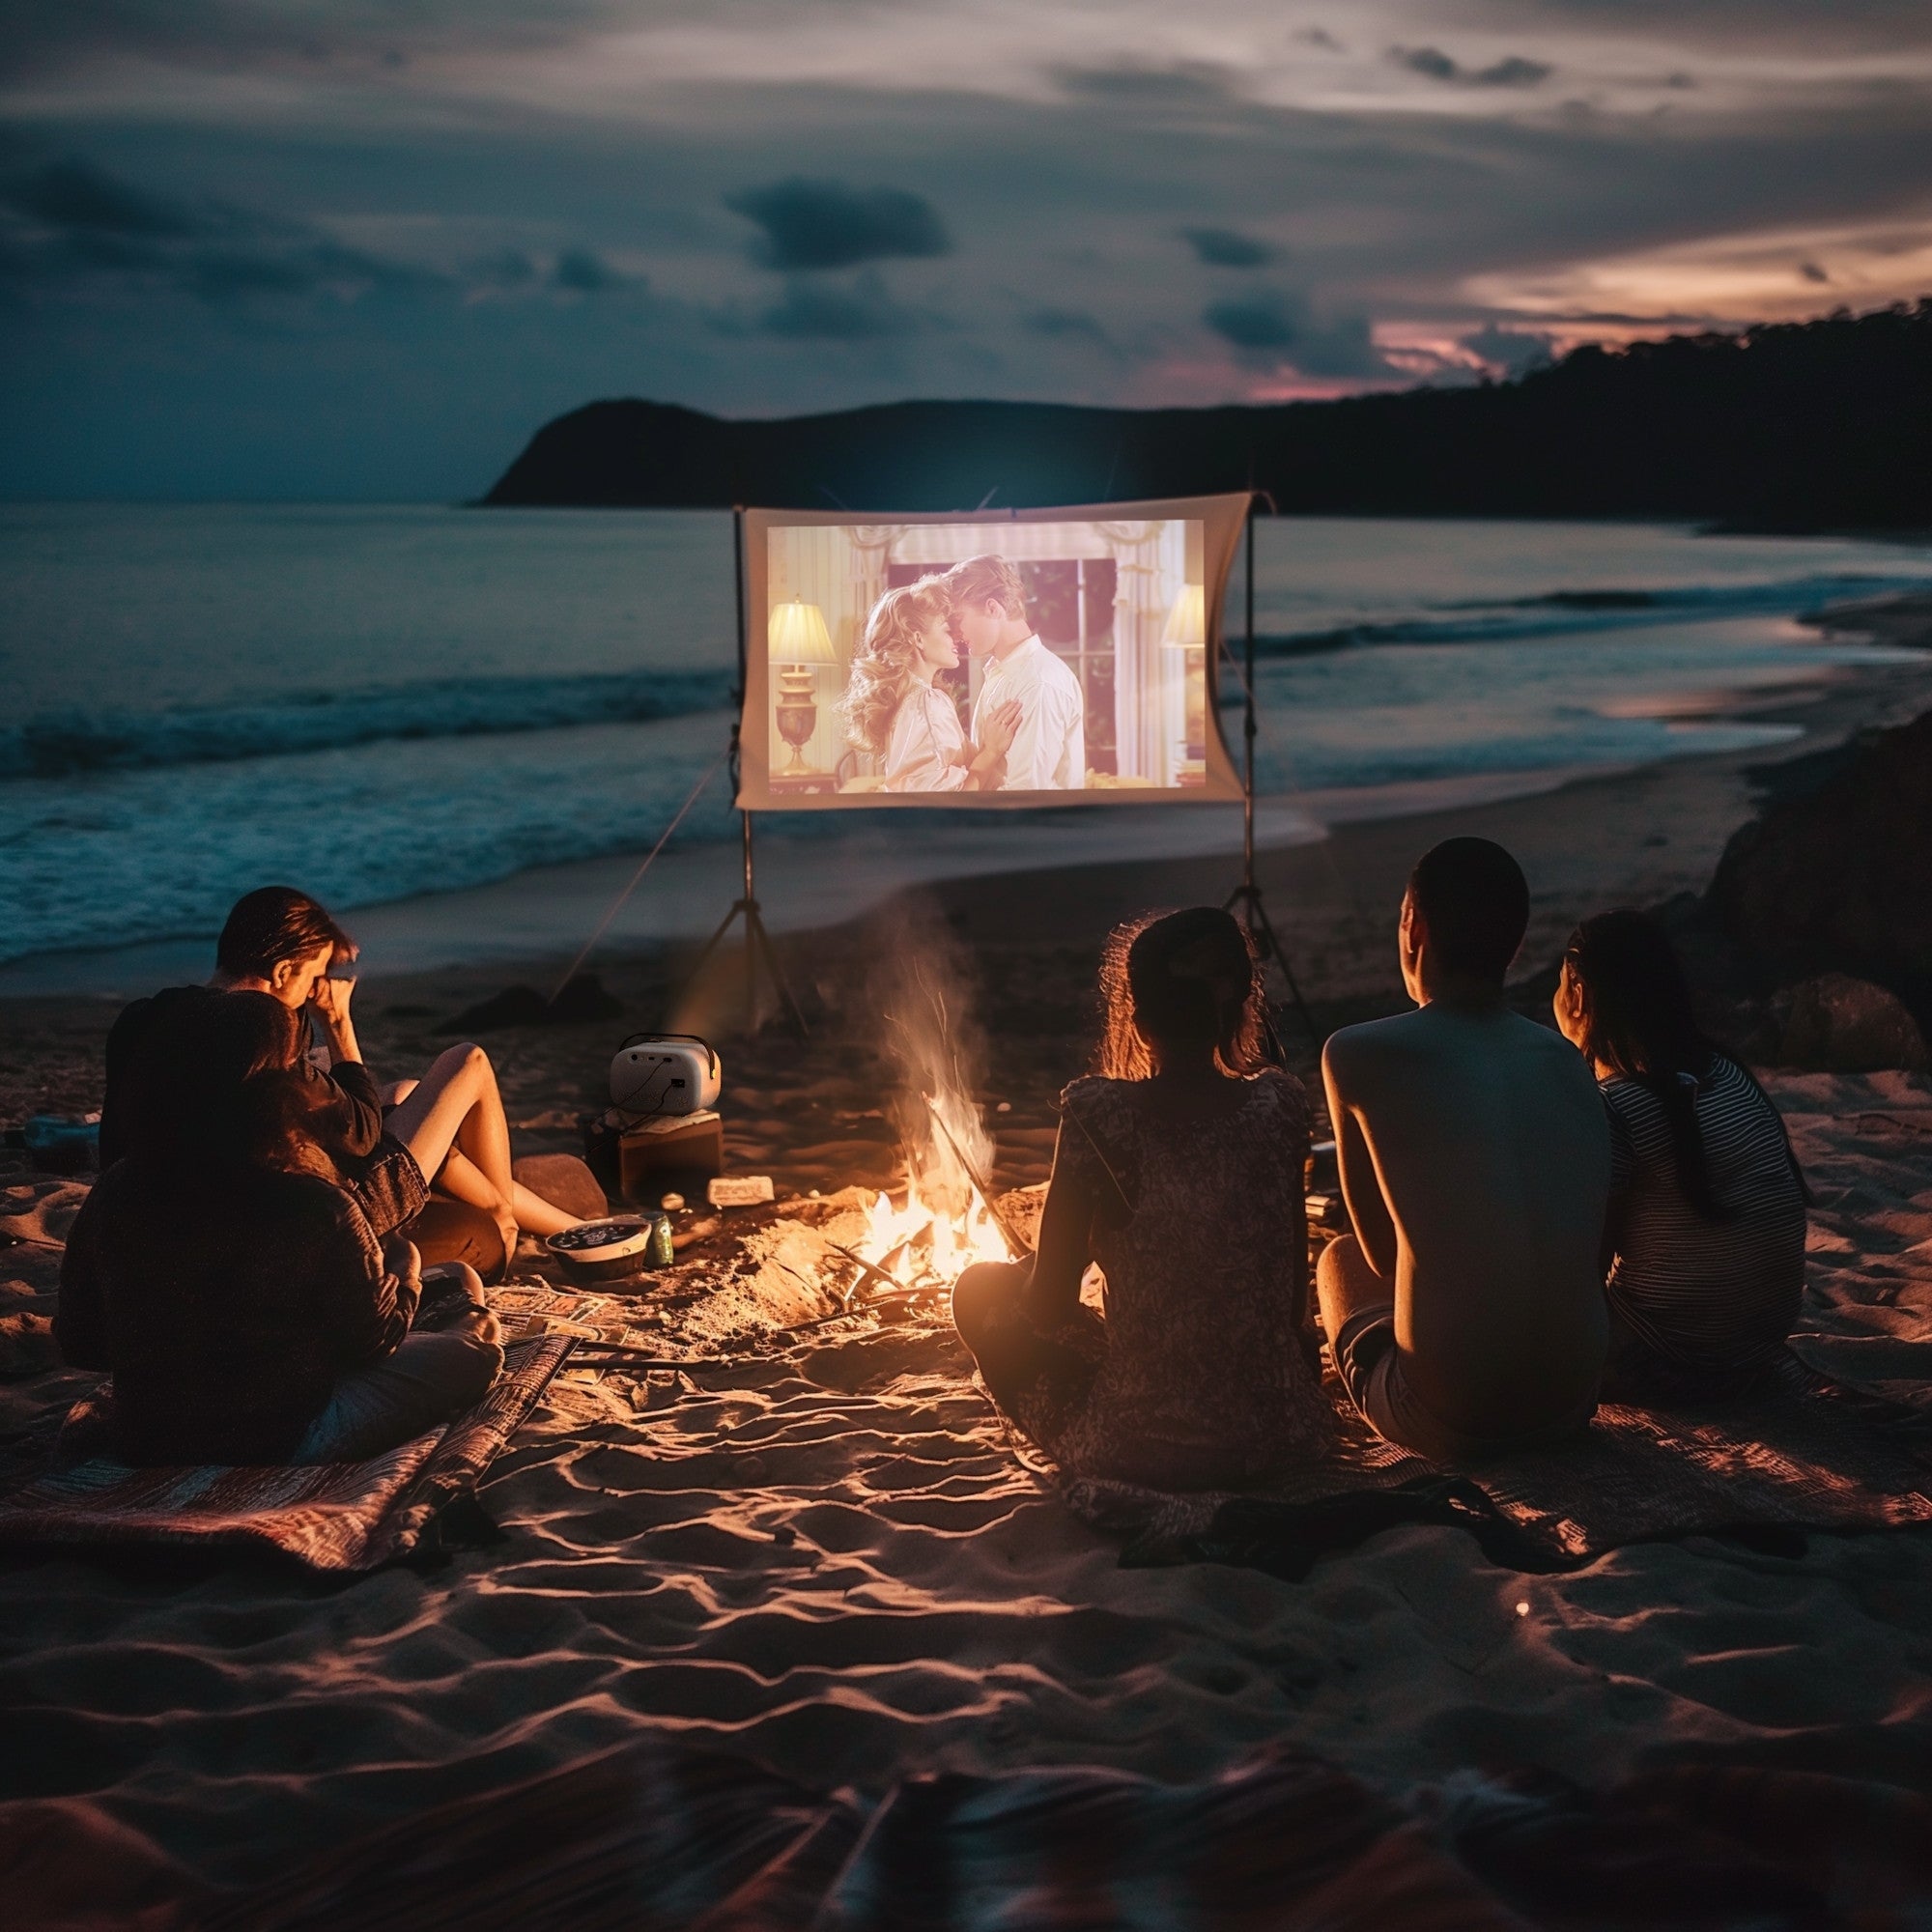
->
[[0, 1336, 574, 1572]]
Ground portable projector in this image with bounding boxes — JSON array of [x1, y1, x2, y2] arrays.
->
[[609, 1034, 722, 1119]]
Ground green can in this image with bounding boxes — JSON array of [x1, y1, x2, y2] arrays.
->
[[647, 1211, 676, 1267]]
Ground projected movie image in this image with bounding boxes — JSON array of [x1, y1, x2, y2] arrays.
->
[[742, 505, 1245, 809]]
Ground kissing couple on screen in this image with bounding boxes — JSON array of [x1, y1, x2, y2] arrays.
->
[[837, 554, 1087, 792]]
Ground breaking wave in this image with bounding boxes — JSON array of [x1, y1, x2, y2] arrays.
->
[[1249, 571, 1917, 656], [0, 668, 738, 780]]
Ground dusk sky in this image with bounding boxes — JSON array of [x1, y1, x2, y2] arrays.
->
[[4, 1, 1929, 500]]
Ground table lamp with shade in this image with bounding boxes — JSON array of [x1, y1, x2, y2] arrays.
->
[[769, 599, 838, 773], [1160, 582, 1206, 651], [1161, 582, 1208, 785]]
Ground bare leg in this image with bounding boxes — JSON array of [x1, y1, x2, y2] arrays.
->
[[386, 1045, 518, 1258], [435, 1147, 583, 1239], [1316, 1233, 1394, 1349]]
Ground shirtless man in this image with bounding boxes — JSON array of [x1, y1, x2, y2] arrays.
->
[[1317, 838, 1610, 1461]]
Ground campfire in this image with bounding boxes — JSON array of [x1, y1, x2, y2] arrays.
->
[[850, 1091, 1015, 1294]]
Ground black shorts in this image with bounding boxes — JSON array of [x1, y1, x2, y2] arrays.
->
[[1331, 1309, 1594, 1464]]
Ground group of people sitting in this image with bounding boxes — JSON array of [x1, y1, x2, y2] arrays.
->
[[56, 888, 591, 1465], [954, 837, 1808, 1489], [55, 841, 1806, 1490]]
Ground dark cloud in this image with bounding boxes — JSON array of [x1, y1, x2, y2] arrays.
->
[[1293, 27, 1345, 52], [552, 245, 632, 292], [1205, 287, 1393, 377], [724, 176, 950, 271], [7, 157, 206, 238], [1460, 322, 1555, 373], [1390, 45, 1552, 85], [1394, 44, 1461, 80], [0, 0, 615, 83], [1053, 62, 1241, 107], [1799, 259, 1831, 282], [1478, 55, 1553, 86], [1182, 225, 1274, 268], [749, 270, 918, 339], [0, 151, 440, 304], [1204, 288, 1299, 351], [1022, 305, 1113, 345], [1285, 313, 1391, 378], [468, 247, 537, 289]]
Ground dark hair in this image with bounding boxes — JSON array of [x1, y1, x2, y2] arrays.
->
[[216, 887, 354, 980], [1407, 838, 1529, 980], [1097, 907, 1273, 1078], [1564, 908, 1805, 1217], [132, 992, 314, 1178]]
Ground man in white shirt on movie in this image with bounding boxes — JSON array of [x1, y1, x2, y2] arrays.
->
[[945, 554, 1086, 791]]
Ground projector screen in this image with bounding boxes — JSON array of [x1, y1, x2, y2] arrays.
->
[[737, 495, 1249, 810]]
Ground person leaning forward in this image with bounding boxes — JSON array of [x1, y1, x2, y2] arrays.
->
[[1316, 838, 1611, 1463]]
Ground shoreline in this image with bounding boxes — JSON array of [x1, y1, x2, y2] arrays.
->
[[4, 645, 1929, 1009], [4, 644, 1931, 1140]]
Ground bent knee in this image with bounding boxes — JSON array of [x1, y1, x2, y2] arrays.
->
[[432, 1041, 494, 1083], [422, 1259, 486, 1302], [1316, 1233, 1362, 1296], [952, 1260, 1026, 1344], [439, 1331, 504, 1401]]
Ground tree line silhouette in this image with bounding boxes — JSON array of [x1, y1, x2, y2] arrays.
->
[[485, 299, 1932, 528]]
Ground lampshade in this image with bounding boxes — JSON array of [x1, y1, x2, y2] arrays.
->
[[1161, 583, 1207, 649], [768, 599, 838, 664]]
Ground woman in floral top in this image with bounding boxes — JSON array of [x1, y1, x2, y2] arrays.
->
[[953, 906, 1332, 1489]]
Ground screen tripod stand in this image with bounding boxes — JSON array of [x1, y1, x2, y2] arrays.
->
[[679, 510, 808, 1037], [1224, 499, 1321, 1052]]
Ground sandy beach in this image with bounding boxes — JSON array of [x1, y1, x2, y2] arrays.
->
[[4, 624, 1931, 1921]]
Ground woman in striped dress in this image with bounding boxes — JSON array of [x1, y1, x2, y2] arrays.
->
[[1554, 910, 1809, 1400]]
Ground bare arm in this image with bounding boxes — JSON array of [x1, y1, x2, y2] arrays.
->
[[1322, 1037, 1398, 1281], [308, 973, 363, 1067], [1019, 1121, 1099, 1327]]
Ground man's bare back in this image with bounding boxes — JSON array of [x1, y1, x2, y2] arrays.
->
[[1318, 839, 1610, 1458]]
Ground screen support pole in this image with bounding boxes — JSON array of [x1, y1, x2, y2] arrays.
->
[[680, 507, 808, 1037], [1224, 498, 1319, 1052]]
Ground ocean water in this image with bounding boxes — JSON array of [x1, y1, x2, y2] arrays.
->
[[3, 503, 1930, 970]]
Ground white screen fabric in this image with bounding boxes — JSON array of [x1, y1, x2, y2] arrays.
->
[[737, 494, 1249, 810]]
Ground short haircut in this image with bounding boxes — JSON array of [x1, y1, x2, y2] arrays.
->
[[1406, 838, 1528, 980], [945, 554, 1028, 623], [216, 887, 354, 980]]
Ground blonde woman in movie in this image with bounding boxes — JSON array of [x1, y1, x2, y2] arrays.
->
[[838, 578, 1021, 791]]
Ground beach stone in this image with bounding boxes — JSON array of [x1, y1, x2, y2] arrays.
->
[[512, 1153, 608, 1221], [1708, 709, 1932, 1022], [1778, 974, 1929, 1073]]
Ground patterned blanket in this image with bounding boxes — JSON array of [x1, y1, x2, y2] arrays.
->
[[0, 1336, 574, 1572], [1049, 1350, 1932, 1575], [41, 1734, 1923, 1931]]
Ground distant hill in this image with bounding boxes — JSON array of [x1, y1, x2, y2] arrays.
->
[[484, 300, 1932, 528]]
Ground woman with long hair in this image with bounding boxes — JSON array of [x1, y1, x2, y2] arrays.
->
[[838, 579, 1021, 791], [58, 992, 502, 1464], [1555, 909, 1808, 1398], [952, 906, 1332, 1490]]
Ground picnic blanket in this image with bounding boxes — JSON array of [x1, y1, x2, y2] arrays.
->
[[0, 1336, 574, 1572], [1045, 1350, 1932, 1576], [19, 1734, 1925, 1931]]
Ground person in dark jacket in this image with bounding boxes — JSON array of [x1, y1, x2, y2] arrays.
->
[[99, 885, 584, 1277], [59, 992, 502, 1465]]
